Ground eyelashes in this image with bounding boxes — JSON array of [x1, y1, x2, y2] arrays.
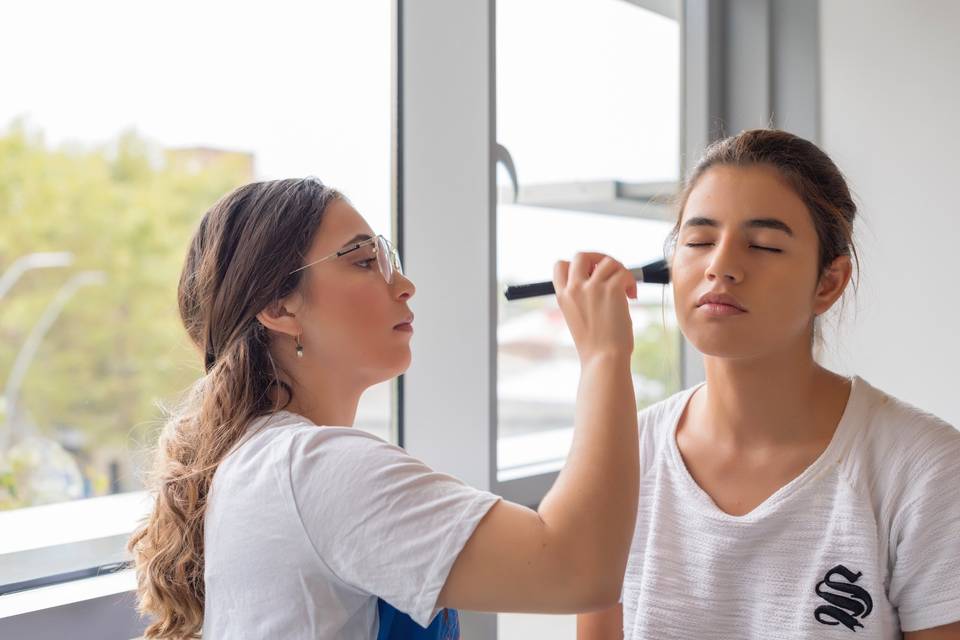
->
[[684, 242, 783, 254]]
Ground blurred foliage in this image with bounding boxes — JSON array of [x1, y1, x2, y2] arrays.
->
[[0, 119, 252, 505], [632, 310, 681, 409]]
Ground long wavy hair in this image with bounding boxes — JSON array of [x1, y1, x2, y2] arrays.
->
[[128, 177, 341, 638]]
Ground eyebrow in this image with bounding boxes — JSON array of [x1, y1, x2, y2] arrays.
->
[[683, 216, 794, 237], [339, 233, 373, 250]]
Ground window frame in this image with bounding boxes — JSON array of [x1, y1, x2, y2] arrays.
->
[[491, 0, 687, 503]]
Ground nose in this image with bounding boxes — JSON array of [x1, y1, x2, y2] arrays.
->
[[392, 272, 416, 300], [705, 239, 744, 284]]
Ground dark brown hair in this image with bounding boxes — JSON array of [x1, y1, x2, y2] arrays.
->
[[668, 128, 859, 285], [128, 177, 341, 638]]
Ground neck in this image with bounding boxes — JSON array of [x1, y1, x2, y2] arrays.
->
[[698, 338, 848, 446], [282, 363, 365, 428]]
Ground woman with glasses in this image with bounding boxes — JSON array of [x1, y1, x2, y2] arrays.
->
[[129, 177, 642, 639]]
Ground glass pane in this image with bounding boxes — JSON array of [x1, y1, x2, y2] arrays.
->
[[497, 204, 680, 479], [497, 0, 681, 479], [0, 0, 392, 511], [497, 0, 680, 184]]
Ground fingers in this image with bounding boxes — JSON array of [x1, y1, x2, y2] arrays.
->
[[590, 256, 637, 298], [555, 253, 636, 297], [552, 252, 637, 363], [590, 255, 623, 282], [626, 273, 638, 299], [569, 252, 600, 284], [553, 260, 570, 291]]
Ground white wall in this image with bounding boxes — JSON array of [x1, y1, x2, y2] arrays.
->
[[819, 0, 960, 427]]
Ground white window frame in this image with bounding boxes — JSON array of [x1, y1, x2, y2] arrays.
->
[[400, 0, 689, 512]]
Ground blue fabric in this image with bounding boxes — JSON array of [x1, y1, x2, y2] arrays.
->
[[376, 598, 459, 640]]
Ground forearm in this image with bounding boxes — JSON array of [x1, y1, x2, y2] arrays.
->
[[578, 604, 625, 640], [438, 255, 641, 613], [537, 353, 639, 596]]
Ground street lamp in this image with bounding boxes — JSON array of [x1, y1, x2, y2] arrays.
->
[[1, 270, 107, 448], [0, 252, 74, 303]]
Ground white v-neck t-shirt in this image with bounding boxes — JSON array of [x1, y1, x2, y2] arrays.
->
[[202, 411, 501, 639], [622, 375, 960, 639]]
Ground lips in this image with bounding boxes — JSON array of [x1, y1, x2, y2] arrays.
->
[[696, 291, 747, 312], [393, 314, 415, 330]]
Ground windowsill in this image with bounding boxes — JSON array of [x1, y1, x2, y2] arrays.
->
[[0, 569, 136, 619], [0, 492, 151, 555], [0, 492, 150, 618], [497, 427, 572, 482]]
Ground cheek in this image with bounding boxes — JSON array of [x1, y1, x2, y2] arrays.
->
[[310, 278, 393, 344], [670, 247, 706, 280], [772, 270, 820, 323], [337, 281, 392, 331], [669, 259, 701, 312], [742, 271, 821, 347]]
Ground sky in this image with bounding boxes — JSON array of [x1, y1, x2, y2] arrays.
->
[[1, 0, 394, 229], [2, 0, 679, 278]]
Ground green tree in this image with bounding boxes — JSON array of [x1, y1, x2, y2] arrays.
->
[[631, 310, 682, 409], [0, 120, 252, 506]]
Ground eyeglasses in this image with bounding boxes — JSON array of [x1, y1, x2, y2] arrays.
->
[[290, 234, 403, 284]]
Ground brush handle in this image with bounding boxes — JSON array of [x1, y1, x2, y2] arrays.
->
[[503, 258, 670, 301]]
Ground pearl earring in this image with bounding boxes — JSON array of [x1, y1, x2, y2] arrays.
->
[[296, 334, 304, 358]]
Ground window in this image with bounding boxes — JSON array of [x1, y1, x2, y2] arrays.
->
[[0, 0, 393, 591], [496, 0, 682, 481]]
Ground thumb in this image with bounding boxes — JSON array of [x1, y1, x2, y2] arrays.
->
[[623, 270, 638, 300]]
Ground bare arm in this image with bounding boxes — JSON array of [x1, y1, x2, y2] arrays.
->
[[578, 603, 624, 640], [906, 622, 960, 639], [437, 253, 640, 613]]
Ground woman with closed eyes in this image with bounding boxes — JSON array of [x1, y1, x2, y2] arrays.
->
[[578, 129, 960, 640]]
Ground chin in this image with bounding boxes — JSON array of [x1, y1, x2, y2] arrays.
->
[[682, 324, 769, 360], [693, 342, 759, 359], [391, 355, 412, 378], [369, 348, 412, 385]]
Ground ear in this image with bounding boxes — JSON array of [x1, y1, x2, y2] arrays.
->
[[813, 255, 853, 316], [256, 291, 304, 338]]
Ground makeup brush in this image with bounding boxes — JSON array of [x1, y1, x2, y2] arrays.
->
[[503, 258, 670, 301]]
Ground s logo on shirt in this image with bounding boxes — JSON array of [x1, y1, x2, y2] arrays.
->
[[814, 564, 874, 632]]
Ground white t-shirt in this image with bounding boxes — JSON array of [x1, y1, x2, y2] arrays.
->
[[202, 411, 501, 639], [622, 375, 960, 639]]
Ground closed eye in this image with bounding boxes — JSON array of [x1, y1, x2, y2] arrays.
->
[[684, 242, 782, 253]]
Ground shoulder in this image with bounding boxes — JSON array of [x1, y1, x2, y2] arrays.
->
[[270, 416, 403, 470], [251, 415, 434, 515], [637, 384, 701, 469], [842, 377, 959, 516], [847, 377, 959, 476], [638, 384, 701, 435], [221, 410, 398, 477]]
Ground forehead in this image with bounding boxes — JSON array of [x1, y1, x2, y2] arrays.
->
[[308, 199, 376, 258], [682, 164, 815, 236]]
